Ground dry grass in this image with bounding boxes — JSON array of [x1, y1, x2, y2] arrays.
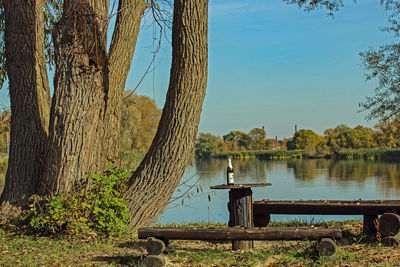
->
[[1, 221, 400, 266]]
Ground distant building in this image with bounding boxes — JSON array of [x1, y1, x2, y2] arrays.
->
[[270, 140, 281, 150], [266, 139, 281, 150]]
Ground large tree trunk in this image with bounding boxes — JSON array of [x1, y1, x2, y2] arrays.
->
[[2, 0, 209, 230], [39, 0, 146, 194], [0, 0, 51, 216], [105, 0, 147, 162], [39, 0, 110, 194], [123, 0, 209, 229]]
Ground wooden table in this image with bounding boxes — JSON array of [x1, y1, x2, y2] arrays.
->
[[210, 183, 271, 250]]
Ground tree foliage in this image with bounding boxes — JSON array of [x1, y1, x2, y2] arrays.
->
[[223, 130, 250, 150], [196, 128, 274, 158], [289, 129, 328, 156], [359, 0, 400, 119], [119, 91, 161, 169], [325, 124, 376, 152], [373, 115, 400, 148], [195, 133, 225, 159], [284, 0, 344, 15], [248, 127, 267, 150]]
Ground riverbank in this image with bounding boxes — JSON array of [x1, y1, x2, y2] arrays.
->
[[336, 149, 400, 160], [213, 150, 305, 159], [210, 149, 400, 161], [1, 220, 399, 266]]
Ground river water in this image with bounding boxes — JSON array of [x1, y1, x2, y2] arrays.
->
[[155, 158, 400, 225]]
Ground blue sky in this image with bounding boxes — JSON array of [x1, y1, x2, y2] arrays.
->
[[130, 0, 394, 139], [0, 0, 395, 139]]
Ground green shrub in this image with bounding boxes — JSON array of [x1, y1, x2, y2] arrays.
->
[[20, 165, 131, 236], [0, 159, 7, 195], [336, 149, 400, 160]]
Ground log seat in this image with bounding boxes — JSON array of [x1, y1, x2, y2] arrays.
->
[[138, 226, 342, 256]]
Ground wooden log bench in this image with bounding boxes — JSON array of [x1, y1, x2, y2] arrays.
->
[[379, 213, 400, 247], [253, 199, 400, 235], [138, 226, 342, 256]]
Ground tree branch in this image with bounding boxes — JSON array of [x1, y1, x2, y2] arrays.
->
[[108, 0, 146, 85]]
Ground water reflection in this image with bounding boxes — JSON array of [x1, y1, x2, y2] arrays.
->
[[156, 158, 400, 224], [1, 158, 399, 224], [286, 159, 400, 197], [197, 158, 400, 197]]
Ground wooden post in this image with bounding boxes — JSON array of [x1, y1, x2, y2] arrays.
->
[[210, 183, 271, 250], [228, 188, 253, 250], [363, 215, 378, 235]]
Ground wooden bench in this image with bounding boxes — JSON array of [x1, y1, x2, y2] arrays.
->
[[138, 226, 342, 256], [253, 199, 400, 235]]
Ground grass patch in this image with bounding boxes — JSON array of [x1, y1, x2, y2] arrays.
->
[[2, 220, 400, 266], [0, 224, 144, 266], [337, 149, 400, 160], [268, 218, 334, 227], [170, 247, 273, 267]]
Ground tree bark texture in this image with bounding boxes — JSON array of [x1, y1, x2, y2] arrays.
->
[[318, 238, 337, 257], [105, 0, 147, 162], [39, 0, 147, 195], [0, 0, 51, 213], [2, 0, 146, 204], [40, 0, 110, 194], [123, 0, 209, 229], [138, 226, 343, 241]]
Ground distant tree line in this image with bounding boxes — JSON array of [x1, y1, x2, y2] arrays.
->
[[195, 127, 279, 159], [195, 116, 400, 158]]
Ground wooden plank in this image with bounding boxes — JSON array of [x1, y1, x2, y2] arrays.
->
[[253, 200, 400, 215], [138, 226, 342, 241]]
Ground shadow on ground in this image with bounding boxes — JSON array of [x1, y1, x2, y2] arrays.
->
[[94, 255, 143, 266]]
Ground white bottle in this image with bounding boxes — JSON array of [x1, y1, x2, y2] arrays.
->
[[227, 158, 235, 185]]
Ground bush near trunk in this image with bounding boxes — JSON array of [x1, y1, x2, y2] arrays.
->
[[19, 165, 131, 236]]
